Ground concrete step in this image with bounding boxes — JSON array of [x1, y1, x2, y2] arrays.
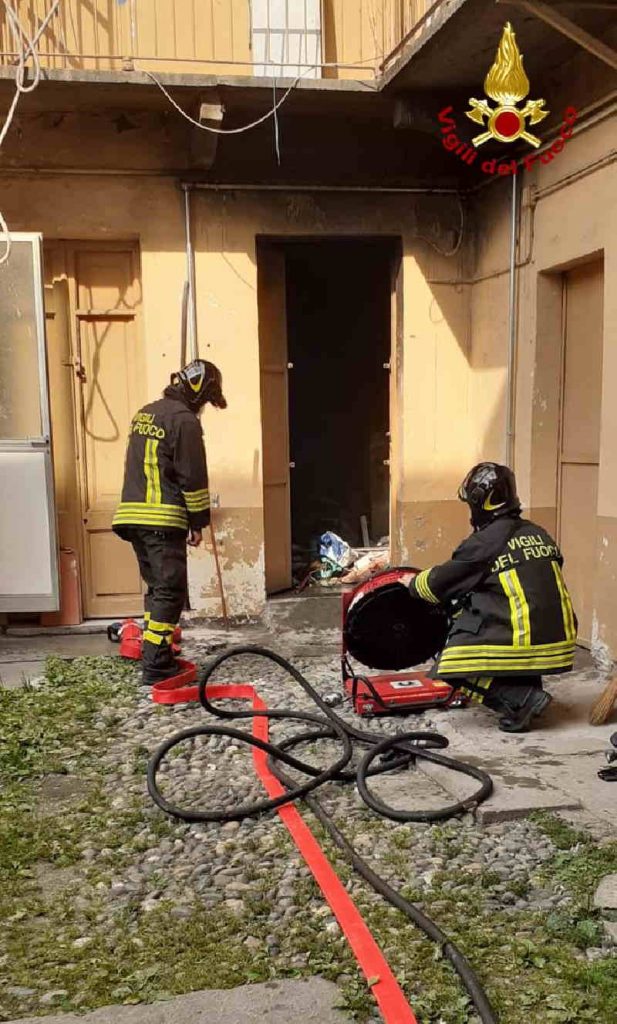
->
[[265, 590, 345, 633], [6, 978, 350, 1024]]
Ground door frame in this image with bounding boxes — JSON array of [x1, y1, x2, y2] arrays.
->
[[530, 250, 604, 532], [257, 238, 293, 594], [531, 255, 605, 648], [256, 234, 402, 590], [555, 274, 568, 545], [555, 256, 605, 545], [553, 254, 604, 645]]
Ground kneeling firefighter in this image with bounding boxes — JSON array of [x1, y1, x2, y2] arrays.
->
[[405, 463, 577, 732], [113, 360, 227, 684]]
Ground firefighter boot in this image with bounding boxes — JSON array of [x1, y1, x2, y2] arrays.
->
[[486, 680, 552, 733], [142, 640, 182, 687]]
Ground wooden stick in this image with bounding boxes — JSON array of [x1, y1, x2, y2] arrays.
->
[[209, 521, 229, 625]]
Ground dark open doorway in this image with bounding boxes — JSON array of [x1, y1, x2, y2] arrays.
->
[[285, 239, 393, 565]]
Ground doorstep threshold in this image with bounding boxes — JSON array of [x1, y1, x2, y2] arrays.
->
[[4, 619, 117, 638]]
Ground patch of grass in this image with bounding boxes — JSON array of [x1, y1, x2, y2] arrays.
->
[[2, 900, 274, 1017], [0, 657, 138, 782], [530, 811, 591, 851], [479, 869, 501, 889], [532, 812, 617, 904], [0, 659, 141, 883], [508, 877, 531, 899]]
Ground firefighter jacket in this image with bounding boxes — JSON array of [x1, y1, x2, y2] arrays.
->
[[113, 388, 210, 536], [410, 515, 577, 678]]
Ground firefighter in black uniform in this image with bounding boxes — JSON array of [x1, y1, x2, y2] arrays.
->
[[113, 359, 227, 684], [405, 463, 577, 732]]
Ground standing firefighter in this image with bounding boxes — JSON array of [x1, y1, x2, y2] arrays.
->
[[405, 463, 577, 732], [113, 360, 227, 684]]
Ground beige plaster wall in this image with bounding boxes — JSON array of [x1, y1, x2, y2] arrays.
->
[[0, 176, 473, 616], [471, 110, 617, 659]]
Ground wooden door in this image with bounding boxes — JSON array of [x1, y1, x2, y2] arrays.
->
[[74, 245, 145, 617], [258, 243, 292, 593], [558, 259, 604, 643], [44, 243, 145, 618]]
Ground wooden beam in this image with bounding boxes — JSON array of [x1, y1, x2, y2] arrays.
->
[[497, 0, 617, 70]]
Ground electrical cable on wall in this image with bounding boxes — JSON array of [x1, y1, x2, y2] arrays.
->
[[139, 49, 385, 129], [417, 195, 465, 257], [0, 0, 61, 265], [272, 76, 281, 165], [143, 64, 320, 136]]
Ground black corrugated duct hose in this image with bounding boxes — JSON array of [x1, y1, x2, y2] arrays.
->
[[147, 645, 497, 1023]]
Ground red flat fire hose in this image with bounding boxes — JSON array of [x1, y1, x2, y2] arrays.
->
[[153, 670, 416, 1021], [149, 649, 497, 1024]]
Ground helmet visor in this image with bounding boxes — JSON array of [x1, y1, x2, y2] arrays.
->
[[458, 469, 474, 503]]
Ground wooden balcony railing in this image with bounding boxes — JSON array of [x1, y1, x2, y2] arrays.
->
[[0, 1, 447, 81]]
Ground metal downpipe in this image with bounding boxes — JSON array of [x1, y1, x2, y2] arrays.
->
[[183, 186, 198, 361], [180, 279, 189, 367], [505, 173, 520, 468]]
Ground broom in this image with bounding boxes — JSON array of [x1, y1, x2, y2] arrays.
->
[[209, 521, 229, 626], [589, 676, 617, 725]]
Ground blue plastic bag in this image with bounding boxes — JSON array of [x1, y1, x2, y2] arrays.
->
[[319, 531, 353, 570]]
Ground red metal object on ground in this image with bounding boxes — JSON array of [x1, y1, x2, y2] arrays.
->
[[344, 671, 454, 715], [110, 620, 183, 660], [118, 619, 143, 660], [149, 672, 418, 1023]]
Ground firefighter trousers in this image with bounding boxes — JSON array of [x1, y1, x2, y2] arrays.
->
[[126, 527, 188, 683], [460, 676, 543, 706]]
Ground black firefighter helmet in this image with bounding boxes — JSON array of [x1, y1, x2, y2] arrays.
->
[[172, 359, 227, 411], [458, 462, 521, 528]]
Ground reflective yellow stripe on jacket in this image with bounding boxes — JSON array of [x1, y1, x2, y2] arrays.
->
[[414, 569, 440, 604], [499, 569, 531, 647], [182, 488, 210, 513], [144, 439, 162, 505], [112, 502, 189, 531], [437, 639, 575, 675], [551, 562, 577, 641]]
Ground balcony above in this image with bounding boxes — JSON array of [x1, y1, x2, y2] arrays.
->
[[0, 1, 614, 191], [0, 0, 441, 82]]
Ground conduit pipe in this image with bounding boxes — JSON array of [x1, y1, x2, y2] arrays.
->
[[181, 182, 461, 195], [182, 185, 198, 360], [505, 173, 519, 468]]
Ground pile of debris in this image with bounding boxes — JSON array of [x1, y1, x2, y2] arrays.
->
[[294, 531, 390, 591]]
